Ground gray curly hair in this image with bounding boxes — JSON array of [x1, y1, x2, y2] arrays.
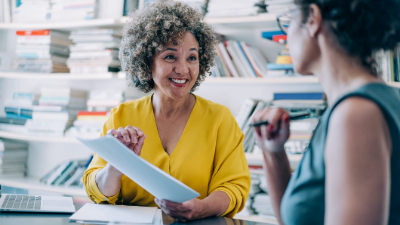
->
[[119, 0, 218, 93]]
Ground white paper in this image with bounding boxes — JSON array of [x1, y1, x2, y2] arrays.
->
[[107, 209, 162, 225], [77, 135, 200, 203], [69, 203, 157, 224]]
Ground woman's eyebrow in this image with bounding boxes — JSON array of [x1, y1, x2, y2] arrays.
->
[[189, 48, 198, 52], [163, 48, 177, 52]]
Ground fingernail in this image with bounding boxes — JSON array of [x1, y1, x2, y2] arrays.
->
[[285, 115, 290, 122], [126, 138, 130, 142], [139, 131, 143, 135], [270, 124, 274, 131]]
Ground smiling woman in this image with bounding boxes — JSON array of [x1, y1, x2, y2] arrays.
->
[[82, 0, 251, 222]]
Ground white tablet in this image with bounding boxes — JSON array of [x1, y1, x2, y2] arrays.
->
[[77, 135, 200, 203]]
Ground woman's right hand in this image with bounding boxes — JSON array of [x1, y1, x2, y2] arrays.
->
[[105, 126, 147, 176], [252, 107, 290, 153], [107, 125, 146, 155]]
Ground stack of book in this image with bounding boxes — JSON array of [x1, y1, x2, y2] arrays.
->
[[12, 0, 50, 23], [206, 0, 262, 17], [40, 157, 92, 186], [65, 111, 109, 138], [13, 30, 72, 73], [67, 29, 121, 74], [252, 193, 276, 220], [48, 0, 97, 22], [86, 90, 124, 112], [265, 0, 293, 14], [11, 0, 97, 23], [0, 139, 29, 178], [4, 93, 37, 120], [212, 40, 269, 78], [26, 87, 87, 137]]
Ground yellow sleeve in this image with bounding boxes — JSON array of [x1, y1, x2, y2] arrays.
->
[[208, 107, 251, 218], [83, 109, 120, 204]]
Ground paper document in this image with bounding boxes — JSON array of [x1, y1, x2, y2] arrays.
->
[[107, 209, 163, 225], [77, 135, 200, 203], [69, 203, 157, 224]]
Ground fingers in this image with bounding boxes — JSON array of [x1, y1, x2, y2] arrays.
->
[[155, 199, 190, 221], [107, 128, 120, 137], [117, 127, 131, 142], [125, 125, 138, 144], [134, 134, 146, 155]]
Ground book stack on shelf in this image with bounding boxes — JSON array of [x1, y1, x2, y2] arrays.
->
[[26, 87, 87, 137], [212, 40, 270, 78], [10, 0, 97, 23], [0, 92, 38, 133], [206, 0, 265, 17], [0, 139, 28, 178], [48, 0, 97, 22], [12, 0, 51, 23], [376, 46, 400, 82], [67, 29, 121, 74], [40, 157, 92, 187], [13, 30, 72, 73], [66, 111, 110, 138], [265, 0, 293, 14], [252, 193, 275, 220], [86, 89, 124, 112]]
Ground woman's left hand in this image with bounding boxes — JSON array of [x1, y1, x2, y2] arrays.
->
[[155, 198, 205, 222]]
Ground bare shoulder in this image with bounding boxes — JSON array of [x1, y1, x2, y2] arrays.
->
[[326, 96, 391, 160]]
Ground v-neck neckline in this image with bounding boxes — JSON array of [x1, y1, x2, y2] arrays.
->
[[149, 94, 198, 158]]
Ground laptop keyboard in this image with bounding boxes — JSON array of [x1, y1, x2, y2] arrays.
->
[[1, 195, 41, 210]]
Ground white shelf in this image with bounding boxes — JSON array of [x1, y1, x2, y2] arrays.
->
[[0, 131, 79, 143], [204, 14, 279, 29], [0, 71, 117, 80], [204, 76, 320, 84], [0, 18, 124, 30], [0, 177, 86, 196], [388, 82, 400, 88]]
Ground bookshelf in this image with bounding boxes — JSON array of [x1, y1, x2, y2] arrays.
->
[[0, 71, 116, 80], [0, 18, 125, 30], [0, 177, 86, 196], [0, 131, 78, 143]]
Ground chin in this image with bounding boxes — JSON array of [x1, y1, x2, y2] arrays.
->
[[293, 62, 314, 76]]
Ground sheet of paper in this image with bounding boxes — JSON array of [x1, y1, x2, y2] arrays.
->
[[108, 209, 162, 225], [77, 135, 200, 203], [69, 203, 157, 224]]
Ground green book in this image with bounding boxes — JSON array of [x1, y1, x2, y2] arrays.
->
[[53, 161, 78, 186]]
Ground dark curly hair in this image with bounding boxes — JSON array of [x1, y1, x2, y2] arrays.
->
[[119, 0, 218, 93], [295, 0, 400, 76]]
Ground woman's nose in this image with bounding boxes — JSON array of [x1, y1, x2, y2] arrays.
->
[[174, 59, 189, 74]]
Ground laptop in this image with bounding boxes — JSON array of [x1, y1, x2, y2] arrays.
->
[[0, 194, 76, 213]]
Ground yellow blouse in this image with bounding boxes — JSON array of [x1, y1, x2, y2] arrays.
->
[[83, 94, 250, 217]]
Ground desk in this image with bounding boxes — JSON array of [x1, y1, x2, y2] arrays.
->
[[0, 186, 274, 225]]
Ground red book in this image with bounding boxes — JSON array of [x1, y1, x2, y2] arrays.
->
[[16, 30, 50, 36], [272, 35, 287, 43], [77, 111, 109, 116]]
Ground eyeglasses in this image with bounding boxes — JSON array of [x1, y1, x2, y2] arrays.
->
[[277, 13, 291, 35]]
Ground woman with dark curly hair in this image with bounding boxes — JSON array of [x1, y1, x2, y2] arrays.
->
[[253, 0, 400, 224], [83, 0, 250, 221]]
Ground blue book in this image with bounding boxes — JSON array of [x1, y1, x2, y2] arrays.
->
[[274, 93, 326, 100], [267, 63, 293, 70], [6, 113, 32, 120], [261, 31, 286, 40], [236, 42, 258, 78]]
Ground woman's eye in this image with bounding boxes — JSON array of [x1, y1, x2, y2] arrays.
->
[[165, 55, 174, 60], [189, 56, 197, 61]]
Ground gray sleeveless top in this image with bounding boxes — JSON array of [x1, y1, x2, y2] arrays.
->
[[280, 83, 400, 224]]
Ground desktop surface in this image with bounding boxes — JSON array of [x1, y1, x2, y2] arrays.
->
[[0, 185, 274, 225]]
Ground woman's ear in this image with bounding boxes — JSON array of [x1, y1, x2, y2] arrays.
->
[[306, 4, 322, 38]]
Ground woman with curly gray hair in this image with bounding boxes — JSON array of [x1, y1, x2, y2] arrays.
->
[[83, 0, 250, 221]]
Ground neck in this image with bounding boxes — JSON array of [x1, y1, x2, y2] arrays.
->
[[152, 90, 194, 118], [312, 41, 380, 106]]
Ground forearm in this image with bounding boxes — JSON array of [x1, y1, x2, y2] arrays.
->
[[95, 163, 123, 197], [263, 150, 292, 224], [201, 191, 230, 218]]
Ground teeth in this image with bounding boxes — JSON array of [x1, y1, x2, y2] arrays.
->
[[171, 79, 186, 84]]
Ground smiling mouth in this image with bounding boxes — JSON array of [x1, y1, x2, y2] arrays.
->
[[169, 78, 188, 84]]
